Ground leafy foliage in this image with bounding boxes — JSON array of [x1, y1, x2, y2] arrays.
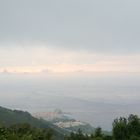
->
[[113, 114, 140, 140], [0, 123, 53, 140]]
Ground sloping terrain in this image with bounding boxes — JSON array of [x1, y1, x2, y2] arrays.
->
[[0, 106, 67, 140]]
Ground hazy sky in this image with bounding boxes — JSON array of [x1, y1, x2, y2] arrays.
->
[[0, 0, 140, 74], [1, 1, 140, 128]]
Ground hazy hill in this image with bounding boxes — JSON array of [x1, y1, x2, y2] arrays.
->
[[0, 106, 68, 140], [33, 109, 95, 134]]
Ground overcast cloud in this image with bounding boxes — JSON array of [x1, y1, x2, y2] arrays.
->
[[0, 0, 140, 53]]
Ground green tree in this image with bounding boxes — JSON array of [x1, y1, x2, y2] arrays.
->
[[0, 125, 7, 140], [127, 114, 140, 137], [129, 135, 140, 140], [95, 127, 103, 138], [103, 135, 113, 140], [113, 117, 128, 140]]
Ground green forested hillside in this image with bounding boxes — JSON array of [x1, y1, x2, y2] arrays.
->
[[0, 106, 42, 127], [0, 106, 67, 140]]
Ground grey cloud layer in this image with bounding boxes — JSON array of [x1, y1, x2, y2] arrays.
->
[[0, 0, 140, 53]]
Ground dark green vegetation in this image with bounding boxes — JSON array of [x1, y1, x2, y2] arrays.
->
[[0, 106, 140, 140], [0, 123, 53, 140], [65, 114, 140, 140]]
